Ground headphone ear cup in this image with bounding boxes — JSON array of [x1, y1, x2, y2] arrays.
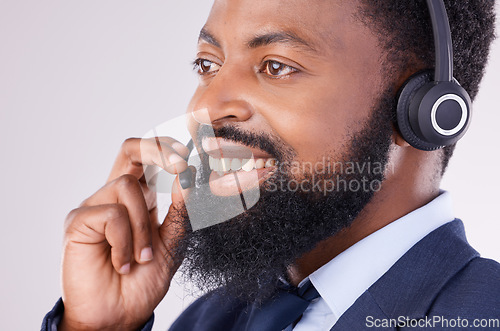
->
[[397, 70, 472, 151], [396, 71, 441, 151]]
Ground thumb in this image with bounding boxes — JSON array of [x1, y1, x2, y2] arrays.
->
[[171, 165, 196, 206], [157, 166, 196, 263]]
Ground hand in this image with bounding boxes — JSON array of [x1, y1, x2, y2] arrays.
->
[[60, 137, 192, 330]]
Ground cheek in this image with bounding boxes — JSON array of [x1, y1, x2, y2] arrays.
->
[[260, 52, 384, 163], [275, 112, 348, 162], [261, 84, 374, 163]]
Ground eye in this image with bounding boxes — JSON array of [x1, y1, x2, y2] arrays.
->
[[193, 58, 221, 75], [261, 60, 298, 78]]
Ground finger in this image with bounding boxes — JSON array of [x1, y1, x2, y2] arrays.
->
[[150, 136, 189, 174], [156, 137, 190, 159], [158, 166, 196, 256], [139, 175, 157, 212], [65, 204, 133, 275], [107, 137, 189, 183], [171, 166, 197, 206], [83, 174, 154, 265]]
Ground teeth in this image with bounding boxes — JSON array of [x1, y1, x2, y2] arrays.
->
[[209, 157, 276, 174], [209, 156, 218, 172], [255, 159, 266, 169], [221, 158, 231, 172], [231, 158, 242, 171], [209, 156, 214, 170], [241, 159, 255, 172], [265, 159, 276, 167]]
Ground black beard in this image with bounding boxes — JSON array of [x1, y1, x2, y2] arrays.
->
[[173, 90, 395, 303]]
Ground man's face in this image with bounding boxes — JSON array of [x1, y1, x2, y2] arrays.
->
[[187, 0, 385, 168], [176, 0, 395, 302]]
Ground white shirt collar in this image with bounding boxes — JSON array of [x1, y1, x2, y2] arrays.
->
[[304, 190, 455, 323]]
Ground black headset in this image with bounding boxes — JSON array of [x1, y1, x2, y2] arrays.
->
[[396, 0, 472, 151]]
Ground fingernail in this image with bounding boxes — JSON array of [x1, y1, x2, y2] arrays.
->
[[120, 263, 130, 275], [172, 142, 190, 156], [169, 153, 185, 165], [140, 247, 153, 262]]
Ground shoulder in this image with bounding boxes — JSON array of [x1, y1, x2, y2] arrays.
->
[[429, 256, 500, 317], [169, 289, 248, 331]]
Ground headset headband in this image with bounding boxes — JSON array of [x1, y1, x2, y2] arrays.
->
[[427, 0, 453, 82]]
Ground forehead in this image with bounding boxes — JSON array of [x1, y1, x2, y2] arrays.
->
[[204, 0, 361, 52]]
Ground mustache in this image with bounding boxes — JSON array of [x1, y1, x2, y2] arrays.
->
[[196, 124, 290, 161]]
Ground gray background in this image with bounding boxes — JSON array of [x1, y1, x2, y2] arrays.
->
[[0, 1, 498, 330]]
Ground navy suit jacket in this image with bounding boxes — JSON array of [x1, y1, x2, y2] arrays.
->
[[42, 219, 500, 330]]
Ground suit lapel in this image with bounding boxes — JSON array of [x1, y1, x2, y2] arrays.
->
[[331, 219, 479, 330], [331, 290, 394, 330]]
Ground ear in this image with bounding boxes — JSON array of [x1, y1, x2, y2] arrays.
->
[[391, 125, 410, 147]]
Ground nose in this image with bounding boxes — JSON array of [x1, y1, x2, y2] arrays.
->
[[189, 64, 255, 128]]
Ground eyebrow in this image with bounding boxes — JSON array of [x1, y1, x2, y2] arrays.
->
[[199, 29, 221, 48], [247, 31, 316, 52], [198, 28, 317, 53]]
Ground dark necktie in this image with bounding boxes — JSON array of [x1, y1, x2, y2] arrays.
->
[[244, 279, 320, 331]]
